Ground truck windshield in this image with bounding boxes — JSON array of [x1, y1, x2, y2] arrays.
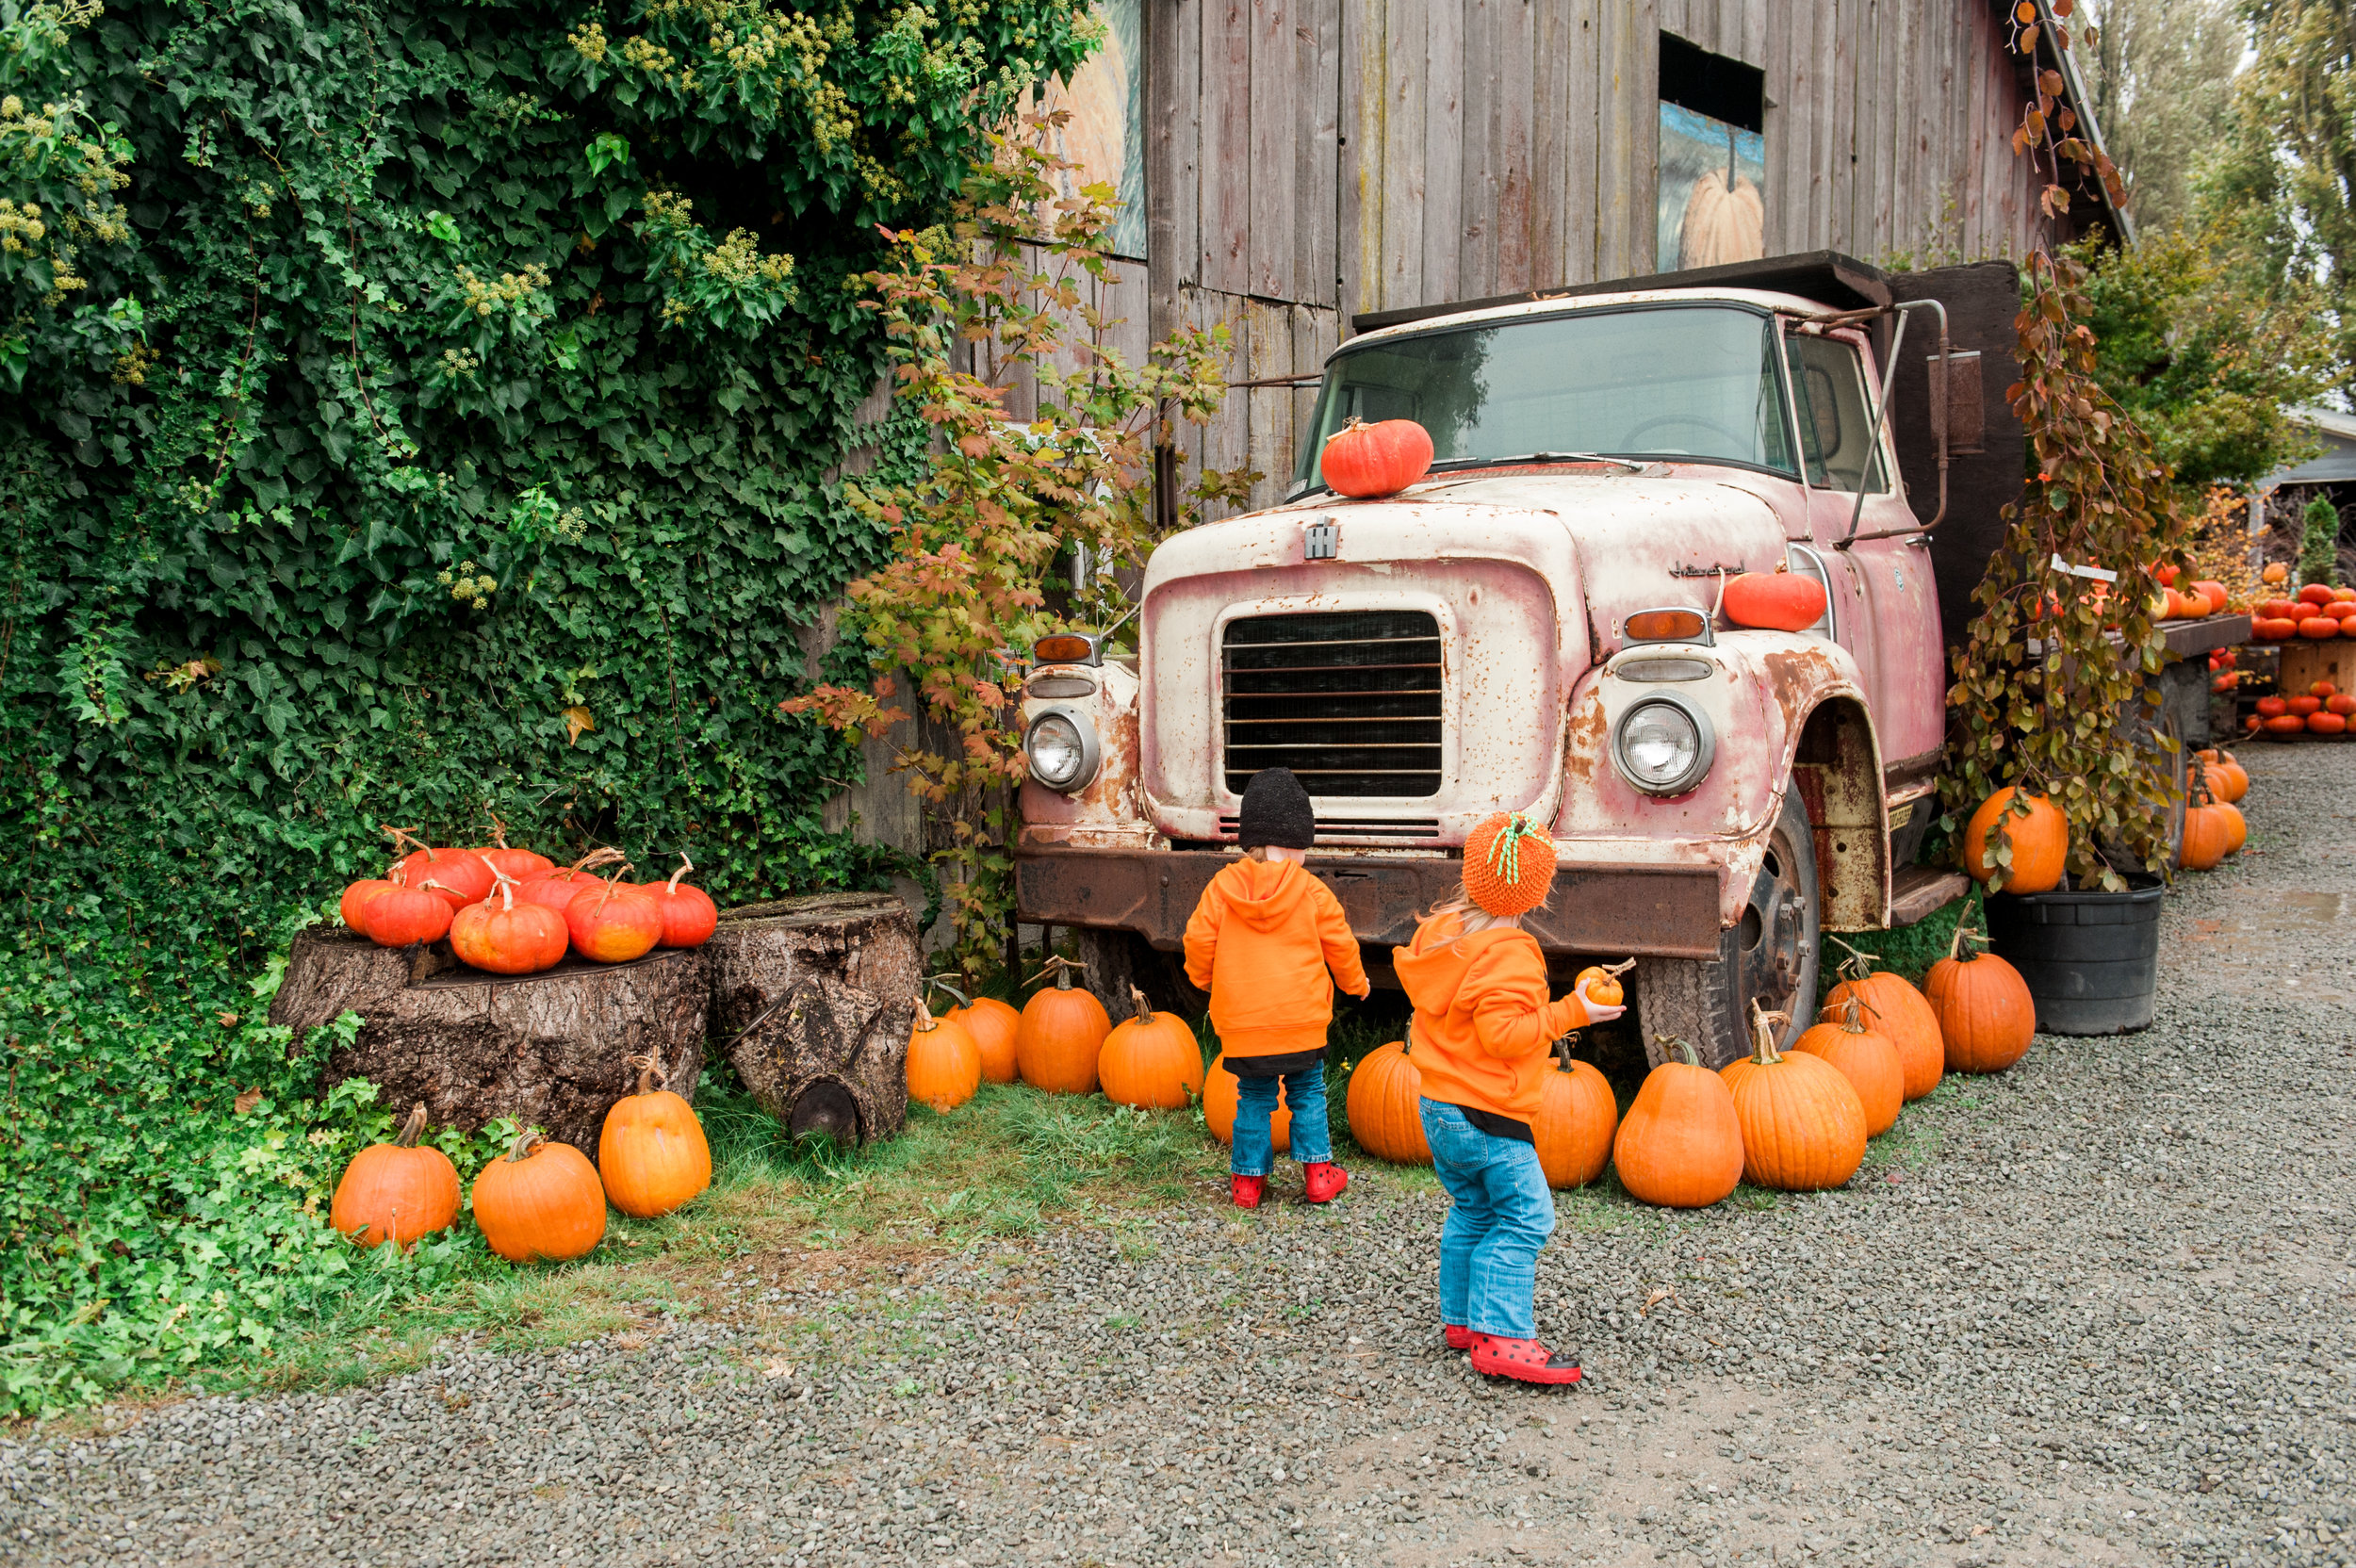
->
[[1292, 303, 1796, 493]]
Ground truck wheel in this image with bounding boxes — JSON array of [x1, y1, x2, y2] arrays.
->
[[1068, 928, 1208, 1024], [1634, 790, 1822, 1070]]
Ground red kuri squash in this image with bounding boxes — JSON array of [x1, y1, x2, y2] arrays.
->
[[1317, 417, 1434, 498]]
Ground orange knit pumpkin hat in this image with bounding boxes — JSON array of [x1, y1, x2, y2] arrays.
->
[[1462, 811, 1558, 918]]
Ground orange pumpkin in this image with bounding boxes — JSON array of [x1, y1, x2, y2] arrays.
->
[[1344, 1040, 1430, 1166], [1792, 996, 1904, 1136], [1612, 1037, 1744, 1209], [1099, 988, 1205, 1110], [564, 874, 664, 963], [1961, 788, 2067, 893], [949, 995, 1022, 1085], [1718, 1005, 1867, 1191], [339, 874, 399, 930], [2217, 800, 2248, 854], [2298, 615, 2340, 639], [1924, 911, 2035, 1073], [329, 1103, 461, 1250], [471, 1132, 607, 1263], [2210, 760, 2250, 802], [1318, 416, 1434, 497], [1203, 1051, 1292, 1153], [358, 874, 455, 947], [1533, 1041, 1618, 1189], [1572, 957, 1636, 1010], [1819, 951, 1943, 1102], [597, 1058, 712, 1217], [906, 1002, 983, 1113], [384, 826, 497, 910], [2311, 711, 2349, 735], [641, 853, 719, 949], [2180, 764, 2233, 872], [450, 874, 571, 974], [473, 816, 556, 882], [1013, 956, 1110, 1094], [1722, 565, 1828, 631], [512, 846, 628, 914]]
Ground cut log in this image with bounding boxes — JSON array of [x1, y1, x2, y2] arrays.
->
[[707, 892, 920, 1146], [270, 927, 706, 1160]]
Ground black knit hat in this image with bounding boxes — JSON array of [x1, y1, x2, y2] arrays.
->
[[1237, 767, 1316, 850]]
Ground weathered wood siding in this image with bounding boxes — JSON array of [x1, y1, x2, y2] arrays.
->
[[1148, 0, 2080, 514]]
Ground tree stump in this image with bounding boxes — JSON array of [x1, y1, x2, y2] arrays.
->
[[706, 892, 920, 1146], [270, 927, 707, 1161]]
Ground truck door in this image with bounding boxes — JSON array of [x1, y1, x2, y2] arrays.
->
[[1785, 328, 1947, 769]]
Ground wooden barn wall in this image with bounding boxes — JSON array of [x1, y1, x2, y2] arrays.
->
[[1144, 0, 2061, 518]]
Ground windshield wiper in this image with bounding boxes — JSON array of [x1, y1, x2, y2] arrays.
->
[[1428, 450, 1647, 474]]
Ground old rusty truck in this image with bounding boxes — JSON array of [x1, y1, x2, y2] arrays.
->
[[1009, 253, 2069, 1066]]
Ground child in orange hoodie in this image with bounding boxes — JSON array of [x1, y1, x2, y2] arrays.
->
[[1393, 810, 1627, 1384], [1184, 767, 1370, 1209]]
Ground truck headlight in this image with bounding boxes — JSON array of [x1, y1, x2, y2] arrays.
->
[[1025, 707, 1101, 792], [1612, 694, 1714, 795]]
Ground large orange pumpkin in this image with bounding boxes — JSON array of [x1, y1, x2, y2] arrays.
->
[[1612, 1037, 1744, 1208], [450, 874, 570, 975], [357, 873, 455, 947], [329, 1103, 462, 1250], [564, 874, 664, 963], [1722, 565, 1827, 631], [1318, 416, 1434, 498], [1960, 788, 2068, 893], [906, 1006, 983, 1113], [1344, 1040, 1429, 1165], [2180, 765, 2233, 872], [1819, 951, 1943, 1102], [1014, 957, 1110, 1094], [950, 995, 1022, 1085], [1098, 988, 1204, 1110], [1924, 912, 2036, 1073], [597, 1058, 712, 1217], [1718, 1005, 1867, 1191], [471, 1132, 607, 1263], [1792, 996, 1904, 1136], [1533, 1041, 1618, 1189], [1203, 1052, 1292, 1153]]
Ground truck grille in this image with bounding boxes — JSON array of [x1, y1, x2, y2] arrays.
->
[[1220, 611, 1444, 798]]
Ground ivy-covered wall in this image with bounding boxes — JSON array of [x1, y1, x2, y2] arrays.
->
[[1, 0, 1093, 937]]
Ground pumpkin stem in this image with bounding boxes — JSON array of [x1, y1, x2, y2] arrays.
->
[[1031, 955, 1085, 990], [666, 851, 695, 893], [1827, 934, 1877, 982], [558, 845, 628, 882], [396, 1103, 429, 1148], [1745, 1000, 1791, 1065], [1129, 985, 1154, 1025], [383, 824, 435, 861], [484, 813, 512, 850], [1654, 1034, 1701, 1069], [924, 973, 970, 1009], [1947, 887, 1987, 964], [1322, 416, 1368, 446], [1552, 1035, 1578, 1072], [1839, 994, 1868, 1035], [502, 1128, 546, 1163], [416, 877, 457, 897], [627, 1052, 663, 1095]]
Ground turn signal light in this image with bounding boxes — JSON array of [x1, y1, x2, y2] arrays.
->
[[1032, 633, 1096, 665], [1623, 607, 1711, 645]]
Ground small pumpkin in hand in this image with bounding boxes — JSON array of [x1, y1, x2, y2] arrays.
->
[[330, 1103, 461, 1250], [1718, 1004, 1866, 1192], [471, 1130, 607, 1263], [1098, 988, 1205, 1111], [1345, 1040, 1429, 1166], [1014, 956, 1110, 1094], [1572, 957, 1635, 1010], [1612, 1037, 1743, 1208], [1533, 1039, 1618, 1188], [598, 1056, 712, 1217], [1924, 906, 2035, 1073]]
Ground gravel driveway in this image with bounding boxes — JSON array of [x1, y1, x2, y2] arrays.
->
[[8, 743, 2354, 1568]]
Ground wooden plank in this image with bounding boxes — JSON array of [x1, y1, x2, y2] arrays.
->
[[1339, 0, 1379, 321], [1740, 0, 1769, 68], [1291, 303, 1334, 463], [1244, 295, 1292, 509], [1959, 0, 1987, 258], [1458, 0, 1497, 297], [1203, 0, 1252, 294], [1824, 0, 1855, 252], [1595, 0, 1657, 281], [1189, 286, 1252, 520], [1297, 0, 1342, 309], [1420, 0, 1464, 304], [1761, 0, 1794, 254], [1175, 0, 1204, 291], [1250, 0, 1297, 300], [1563, 0, 1602, 286], [1380, 0, 1427, 313], [1493, 0, 1536, 293], [1146, 0, 1192, 344], [1530, 0, 1568, 286]]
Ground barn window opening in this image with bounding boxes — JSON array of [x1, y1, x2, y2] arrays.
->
[[1658, 35, 1768, 271]]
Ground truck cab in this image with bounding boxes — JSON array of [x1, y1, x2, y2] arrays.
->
[[1015, 256, 1992, 1065]]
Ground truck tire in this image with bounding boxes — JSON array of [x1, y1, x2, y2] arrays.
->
[[1634, 790, 1822, 1070], [1068, 927, 1209, 1024]]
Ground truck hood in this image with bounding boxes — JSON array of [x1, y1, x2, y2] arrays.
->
[[1137, 472, 1790, 845]]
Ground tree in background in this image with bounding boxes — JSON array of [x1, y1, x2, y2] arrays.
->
[[2300, 494, 2344, 585], [2076, 0, 2247, 235]]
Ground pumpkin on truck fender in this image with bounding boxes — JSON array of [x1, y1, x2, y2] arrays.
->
[[1317, 417, 1434, 498], [1722, 565, 1827, 631]]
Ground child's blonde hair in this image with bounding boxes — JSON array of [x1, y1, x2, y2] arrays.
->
[[1425, 881, 1525, 936]]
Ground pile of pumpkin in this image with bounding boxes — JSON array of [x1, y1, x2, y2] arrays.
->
[[2248, 583, 2356, 643], [2250, 681, 2356, 739], [337, 826, 716, 973], [1341, 941, 2036, 1205], [327, 1059, 712, 1264], [904, 956, 1216, 1114]]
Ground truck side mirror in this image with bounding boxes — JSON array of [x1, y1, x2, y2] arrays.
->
[[1926, 349, 1986, 455]]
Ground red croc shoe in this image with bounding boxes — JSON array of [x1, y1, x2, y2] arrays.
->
[[1303, 1161, 1350, 1203], [1231, 1174, 1266, 1209], [1468, 1333, 1581, 1385], [1445, 1325, 1474, 1350]]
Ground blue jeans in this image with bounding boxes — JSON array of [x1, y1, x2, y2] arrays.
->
[[1419, 1098, 1557, 1339], [1231, 1068, 1332, 1175]]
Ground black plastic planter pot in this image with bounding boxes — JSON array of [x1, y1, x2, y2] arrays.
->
[[1984, 877, 2165, 1036]]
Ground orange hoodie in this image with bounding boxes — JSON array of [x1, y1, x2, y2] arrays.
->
[[1183, 858, 1370, 1058], [1392, 910, 1591, 1127]]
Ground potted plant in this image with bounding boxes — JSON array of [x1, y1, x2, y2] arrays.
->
[[1940, 244, 2184, 1036]]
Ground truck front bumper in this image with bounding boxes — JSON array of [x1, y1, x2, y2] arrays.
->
[[1015, 848, 1725, 960]]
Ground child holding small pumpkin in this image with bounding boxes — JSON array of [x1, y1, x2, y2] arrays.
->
[[1185, 767, 1370, 1209], [1393, 810, 1626, 1385]]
